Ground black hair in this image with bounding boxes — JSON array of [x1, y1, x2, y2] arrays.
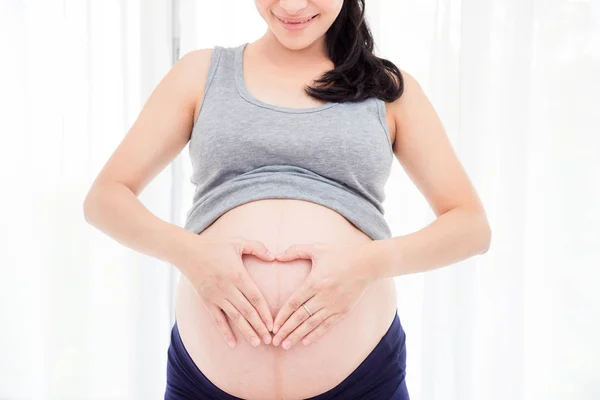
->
[[304, 0, 404, 104]]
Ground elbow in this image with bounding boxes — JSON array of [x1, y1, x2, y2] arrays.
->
[[83, 180, 130, 225], [477, 215, 492, 255], [462, 203, 491, 255], [83, 184, 105, 226], [83, 189, 96, 225]]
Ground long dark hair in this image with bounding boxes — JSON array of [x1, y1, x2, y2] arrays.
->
[[304, 0, 404, 104]]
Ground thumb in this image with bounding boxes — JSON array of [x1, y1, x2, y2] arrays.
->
[[239, 240, 275, 261], [276, 244, 314, 261]]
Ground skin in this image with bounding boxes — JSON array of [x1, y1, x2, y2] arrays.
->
[[254, 0, 343, 54], [248, 0, 491, 348], [270, 70, 493, 347], [84, 0, 490, 396]]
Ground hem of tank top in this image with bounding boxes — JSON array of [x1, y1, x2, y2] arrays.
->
[[181, 172, 392, 240], [233, 42, 342, 114], [182, 194, 390, 241], [192, 46, 224, 129], [374, 97, 395, 158]]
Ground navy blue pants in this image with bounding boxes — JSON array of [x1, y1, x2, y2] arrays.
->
[[165, 310, 409, 400]]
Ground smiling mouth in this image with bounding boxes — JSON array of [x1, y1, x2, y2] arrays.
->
[[274, 14, 318, 24]]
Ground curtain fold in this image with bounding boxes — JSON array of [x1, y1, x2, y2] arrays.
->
[[1, 0, 597, 399], [1, 0, 176, 398], [376, 1, 599, 399]]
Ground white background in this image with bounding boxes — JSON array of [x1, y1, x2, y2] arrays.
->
[[0, 0, 598, 399]]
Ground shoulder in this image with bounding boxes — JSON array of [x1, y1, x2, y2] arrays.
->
[[386, 68, 432, 145], [175, 48, 218, 84], [173, 48, 221, 120], [180, 47, 220, 64], [154, 48, 216, 97], [379, 68, 422, 147], [387, 68, 424, 115]]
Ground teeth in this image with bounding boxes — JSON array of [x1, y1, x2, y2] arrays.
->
[[281, 16, 313, 24]]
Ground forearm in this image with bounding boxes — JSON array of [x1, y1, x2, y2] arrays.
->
[[83, 182, 197, 268], [369, 206, 491, 279]]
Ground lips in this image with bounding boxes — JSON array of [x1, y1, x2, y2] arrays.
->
[[275, 14, 318, 24]]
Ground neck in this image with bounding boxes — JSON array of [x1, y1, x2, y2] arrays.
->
[[252, 32, 330, 70]]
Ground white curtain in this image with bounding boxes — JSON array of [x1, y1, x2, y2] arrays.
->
[[1, 0, 598, 399], [1, 0, 177, 399]]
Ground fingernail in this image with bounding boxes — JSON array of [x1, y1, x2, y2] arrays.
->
[[228, 340, 235, 348], [282, 340, 291, 350], [267, 322, 273, 332], [263, 334, 271, 345], [251, 337, 261, 347], [273, 324, 279, 334]]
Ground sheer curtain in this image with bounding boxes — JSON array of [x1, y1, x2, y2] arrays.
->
[[1, 0, 598, 399], [1, 0, 176, 398]]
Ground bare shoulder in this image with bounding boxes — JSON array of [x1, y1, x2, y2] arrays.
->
[[386, 68, 486, 217], [392, 68, 421, 103], [378, 68, 414, 148], [175, 48, 217, 120], [178, 48, 214, 78], [387, 68, 424, 123], [387, 68, 440, 155], [82, 48, 218, 197]]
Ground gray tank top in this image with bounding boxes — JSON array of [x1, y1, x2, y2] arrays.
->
[[183, 42, 394, 240]]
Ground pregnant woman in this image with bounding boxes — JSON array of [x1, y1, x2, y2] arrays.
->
[[83, 0, 491, 399]]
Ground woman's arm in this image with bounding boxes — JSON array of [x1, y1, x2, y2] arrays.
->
[[83, 49, 212, 269], [83, 49, 278, 344], [269, 70, 492, 348], [369, 70, 491, 280]]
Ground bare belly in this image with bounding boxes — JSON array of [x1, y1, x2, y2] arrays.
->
[[175, 198, 398, 400]]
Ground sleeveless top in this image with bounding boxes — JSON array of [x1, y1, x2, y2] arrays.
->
[[183, 42, 394, 240]]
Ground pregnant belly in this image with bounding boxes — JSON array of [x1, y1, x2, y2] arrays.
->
[[174, 199, 398, 400]]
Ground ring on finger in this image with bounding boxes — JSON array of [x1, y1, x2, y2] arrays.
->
[[302, 303, 313, 317]]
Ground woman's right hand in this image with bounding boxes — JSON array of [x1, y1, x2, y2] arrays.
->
[[177, 236, 276, 348]]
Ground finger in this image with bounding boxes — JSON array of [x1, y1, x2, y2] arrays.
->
[[220, 299, 262, 347], [207, 304, 237, 349], [272, 280, 315, 334], [276, 243, 314, 261], [272, 295, 316, 346], [237, 273, 274, 333], [301, 313, 342, 346], [239, 239, 276, 262], [276, 303, 325, 350], [231, 283, 272, 344]]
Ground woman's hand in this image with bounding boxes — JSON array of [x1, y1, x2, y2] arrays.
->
[[177, 236, 276, 348], [270, 241, 378, 350]]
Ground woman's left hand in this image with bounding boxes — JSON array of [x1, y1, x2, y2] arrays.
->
[[270, 241, 378, 350]]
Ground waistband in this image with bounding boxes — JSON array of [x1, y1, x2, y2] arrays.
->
[[165, 310, 407, 400], [166, 321, 243, 400], [305, 310, 407, 400]]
